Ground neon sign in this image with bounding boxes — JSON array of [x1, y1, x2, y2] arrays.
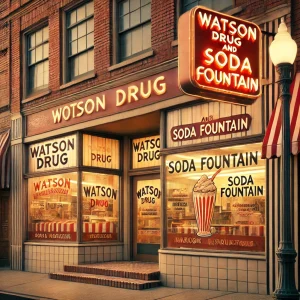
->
[[178, 6, 261, 104]]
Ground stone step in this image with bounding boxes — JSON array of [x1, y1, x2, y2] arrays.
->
[[64, 261, 160, 281], [49, 271, 161, 290]]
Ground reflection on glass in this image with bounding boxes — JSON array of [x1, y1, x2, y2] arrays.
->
[[166, 143, 266, 252], [136, 179, 161, 244], [82, 172, 119, 242], [28, 173, 78, 241]]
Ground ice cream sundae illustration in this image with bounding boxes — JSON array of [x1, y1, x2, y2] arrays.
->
[[193, 169, 221, 237]]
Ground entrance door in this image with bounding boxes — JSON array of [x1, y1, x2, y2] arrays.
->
[[133, 175, 161, 262], [0, 191, 9, 267]]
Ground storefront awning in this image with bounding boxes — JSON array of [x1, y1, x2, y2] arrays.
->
[[262, 73, 300, 159], [0, 130, 10, 189]]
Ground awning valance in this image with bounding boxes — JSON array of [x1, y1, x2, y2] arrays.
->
[[262, 72, 300, 159], [0, 130, 10, 189]]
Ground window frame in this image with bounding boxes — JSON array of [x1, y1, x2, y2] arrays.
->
[[115, 0, 152, 63], [62, 1, 95, 84], [180, 0, 234, 14], [23, 22, 49, 99], [174, 0, 235, 40]]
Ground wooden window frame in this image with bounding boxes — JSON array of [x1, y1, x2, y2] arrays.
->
[[113, 0, 152, 64], [23, 22, 49, 100], [62, 1, 95, 85]]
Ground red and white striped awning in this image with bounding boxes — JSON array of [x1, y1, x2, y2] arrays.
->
[[262, 73, 300, 159], [0, 130, 10, 189]]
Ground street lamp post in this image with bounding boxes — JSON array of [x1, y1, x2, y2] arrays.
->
[[269, 18, 299, 300]]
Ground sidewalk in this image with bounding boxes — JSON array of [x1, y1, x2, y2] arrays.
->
[[0, 269, 274, 300]]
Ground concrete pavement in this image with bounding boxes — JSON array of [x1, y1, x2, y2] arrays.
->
[[0, 269, 274, 300]]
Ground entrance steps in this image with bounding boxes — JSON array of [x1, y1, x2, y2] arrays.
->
[[49, 261, 161, 290]]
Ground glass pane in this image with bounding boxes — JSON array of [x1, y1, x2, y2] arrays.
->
[[184, 3, 197, 12], [36, 45, 43, 62], [78, 36, 87, 52], [28, 173, 78, 242], [78, 52, 88, 75], [29, 49, 35, 65], [78, 22, 86, 38], [119, 14, 129, 32], [141, 3, 151, 22], [141, 0, 150, 5], [130, 0, 140, 11], [136, 178, 161, 244], [211, 0, 233, 11], [120, 32, 131, 60], [70, 27, 78, 41], [69, 10, 77, 26], [166, 143, 266, 252], [44, 60, 49, 72], [87, 18, 94, 34], [43, 43, 49, 58], [130, 9, 140, 27], [37, 62, 44, 75], [82, 172, 119, 242], [87, 32, 94, 48], [142, 23, 151, 50], [87, 49, 94, 71], [119, 0, 129, 16], [70, 40, 78, 55], [44, 69, 49, 85], [36, 66, 44, 87], [77, 5, 86, 22], [199, 0, 212, 9], [184, 0, 196, 5], [36, 29, 43, 45], [29, 66, 36, 91], [131, 27, 142, 54], [29, 33, 35, 48], [70, 56, 79, 79], [43, 27, 49, 41], [86, 1, 94, 16]]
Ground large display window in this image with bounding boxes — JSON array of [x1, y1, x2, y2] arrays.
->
[[28, 173, 78, 241], [82, 172, 119, 242], [166, 143, 265, 252], [27, 133, 121, 243]]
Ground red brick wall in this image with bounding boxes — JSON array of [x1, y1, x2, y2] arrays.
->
[[2, 0, 299, 116], [8, 0, 179, 114]]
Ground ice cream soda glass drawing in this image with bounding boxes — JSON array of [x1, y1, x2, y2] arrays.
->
[[193, 169, 221, 237]]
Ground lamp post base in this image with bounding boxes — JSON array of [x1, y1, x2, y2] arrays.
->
[[273, 231, 299, 299]]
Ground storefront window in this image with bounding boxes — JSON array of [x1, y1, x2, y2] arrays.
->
[[82, 172, 119, 242], [166, 143, 265, 252], [28, 173, 78, 241], [83, 134, 120, 169]]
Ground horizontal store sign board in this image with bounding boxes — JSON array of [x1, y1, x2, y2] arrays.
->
[[28, 134, 77, 173], [27, 68, 182, 136], [171, 114, 252, 141], [178, 6, 261, 104]]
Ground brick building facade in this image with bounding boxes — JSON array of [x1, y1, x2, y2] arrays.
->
[[0, 0, 299, 296]]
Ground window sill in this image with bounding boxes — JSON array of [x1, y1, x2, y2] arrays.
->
[[108, 49, 154, 72], [60, 72, 96, 90], [22, 89, 51, 104]]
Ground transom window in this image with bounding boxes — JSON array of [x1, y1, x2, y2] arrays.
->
[[118, 0, 151, 62], [66, 1, 94, 82], [182, 0, 234, 14], [27, 26, 49, 94]]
